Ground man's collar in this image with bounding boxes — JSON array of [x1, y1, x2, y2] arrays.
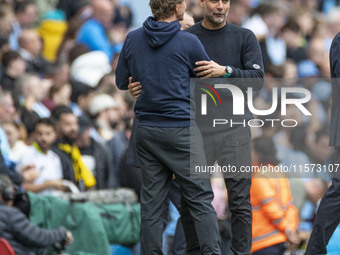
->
[[18, 48, 34, 61]]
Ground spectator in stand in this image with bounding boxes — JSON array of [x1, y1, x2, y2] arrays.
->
[[17, 118, 68, 195], [96, 73, 120, 95], [14, 1, 37, 29], [226, 0, 248, 26], [0, 92, 19, 172], [57, 0, 91, 21], [251, 136, 300, 255], [70, 80, 96, 117], [0, 3, 15, 44], [280, 19, 308, 63], [107, 117, 131, 188], [307, 37, 331, 78], [88, 94, 121, 142], [9, 0, 38, 50], [36, 10, 68, 63], [96, 73, 134, 120], [51, 106, 96, 191], [118, 148, 142, 199], [326, 8, 340, 39], [186, 0, 204, 22], [42, 83, 72, 111], [17, 73, 50, 137], [44, 62, 70, 87], [289, 8, 315, 40], [18, 30, 49, 75], [56, 20, 86, 64], [112, 0, 133, 29], [70, 51, 112, 88], [75, 114, 112, 189], [17, 73, 50, 117], [0, 50, 26, 94], [76, 0, 122, 61], [0, 174, 74, 255], [2, 121, 28, 163], [179, 11, 195, 30], [245, 3, 287, 67], [0, 91, 38, 186], [243, 2, 286, 40]]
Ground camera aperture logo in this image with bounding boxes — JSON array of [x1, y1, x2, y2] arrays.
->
[[198, 83, 312, 128], [199, 84, 222, 114]]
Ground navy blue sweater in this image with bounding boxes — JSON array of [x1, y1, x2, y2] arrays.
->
[[115, 17, 209, 127], [186, 21, 264, 134]]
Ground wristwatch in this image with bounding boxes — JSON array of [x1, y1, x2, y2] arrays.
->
[[223, 66, 233, 78]]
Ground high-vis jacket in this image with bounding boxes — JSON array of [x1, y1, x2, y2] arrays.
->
[[250, 169, 299, 253]]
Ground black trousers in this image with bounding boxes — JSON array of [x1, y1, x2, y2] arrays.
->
[[203, 126, 252, 255], [305, 148, 340, 255], [178, 126, 252, 255], [251, 242, 286, 255], [136, 125, 221, 255], [168, 180, 186, 255]]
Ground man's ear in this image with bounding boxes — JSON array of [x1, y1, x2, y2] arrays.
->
[[199, 0, 204, 8], [175, 2, 180, 14]]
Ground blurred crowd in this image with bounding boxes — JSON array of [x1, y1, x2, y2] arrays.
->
[[0, 0, 340, 254]]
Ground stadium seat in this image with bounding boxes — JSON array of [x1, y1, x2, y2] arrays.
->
[[0, 238, 15, 255]]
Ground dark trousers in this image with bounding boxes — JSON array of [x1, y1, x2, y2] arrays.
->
[[136, 125, 221, 255], [251, 242, 286, 255], [203, 127, 253, 255], [177, 127, 252, 255], [305, 148, 340, 255], [168, 180, 186, 255]]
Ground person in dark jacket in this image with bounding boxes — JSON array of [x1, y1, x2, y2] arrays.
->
[[18, 30, 49, 76], [115, 0, 221, 254], [0, 50, 26, 95], [305, 32, 340, 255], [51, 105, 96, 191], [0, 174, 73, 255], [107, 117, 131, 188], [185, 1, 264, 254], [75, 114, 113, 189]]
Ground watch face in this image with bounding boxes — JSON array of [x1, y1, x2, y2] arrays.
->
[[227, 66, 233, 74]]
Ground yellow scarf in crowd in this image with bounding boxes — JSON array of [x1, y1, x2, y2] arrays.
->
[[58, 143, 96, 188], [33, 142, 46, 154]]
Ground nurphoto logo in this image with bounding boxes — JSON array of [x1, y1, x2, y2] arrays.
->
[[198, 81, 312, 128]]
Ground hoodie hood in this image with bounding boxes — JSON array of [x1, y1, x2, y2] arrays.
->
[[143, 16, 181, 48]]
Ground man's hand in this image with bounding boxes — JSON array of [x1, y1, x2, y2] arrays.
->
[[195, 60, 227, 78], [65, 231, 74, 245], [285, 228, 301, 245], [22, 165, 39, 183], [128, 77, 142, 98], [46, 180, 67, 191]]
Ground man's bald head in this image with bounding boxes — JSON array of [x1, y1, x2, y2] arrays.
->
[[92, 0, 114, 28], [18, 30, 42, 56]]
